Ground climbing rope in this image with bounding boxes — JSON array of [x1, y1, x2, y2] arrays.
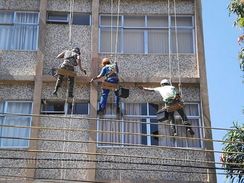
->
[[68, 0, 75, 47], [167, 0, 172, 85], [173, 0, 183, 97]]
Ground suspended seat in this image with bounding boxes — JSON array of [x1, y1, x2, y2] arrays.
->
[[57, 68, 77, 77], [156, 100, 184, 122], [101, 81, 118, 90]]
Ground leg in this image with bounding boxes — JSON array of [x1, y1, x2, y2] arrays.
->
[[168, 111, 177, 136], [53, 74, 64, 96], [114, 91, 120, 114], [98, 88, 110, 113], [68, 76, 74, 98], [177, 108, 194, 136]]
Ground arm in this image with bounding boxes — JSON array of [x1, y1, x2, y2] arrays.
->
[[142, 87, 155, 91], [56, 51, 65, 59], [90, 67, 106, 82], [77, 55, 86, 75]]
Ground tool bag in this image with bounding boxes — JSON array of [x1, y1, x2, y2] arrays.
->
[[115, 87, 129, 98]]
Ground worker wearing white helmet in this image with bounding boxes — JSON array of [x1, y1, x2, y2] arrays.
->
[[141, 79, 194, 136]]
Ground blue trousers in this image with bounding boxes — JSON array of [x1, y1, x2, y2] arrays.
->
[[98, 78, 119, 111]]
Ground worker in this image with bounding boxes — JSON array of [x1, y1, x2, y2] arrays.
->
[[90, 58, 120, 115], [141, 79, 195, 136], [52, 47, 86, 98]]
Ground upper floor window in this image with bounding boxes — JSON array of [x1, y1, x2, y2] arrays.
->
[[97, 102, 202, 148], [0, 11, 39, 51], [41, 100, 89, 115], [99, 15, 194, 54], [47, 12, 91, 25], [0, 101, 32, 148]]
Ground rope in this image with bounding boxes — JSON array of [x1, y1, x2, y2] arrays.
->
[[1, 123, 244, 145], [110, 0, 114, 54], [68, 0, 75, 46], [114, 0, 121, 63], [0, 112, 240, 131], [167, 0, 172, 85], [1, 134, 244, 157], [173, 0, 183, 97], [0, 154, 243, 171]]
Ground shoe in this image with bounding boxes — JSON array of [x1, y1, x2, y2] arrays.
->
[[52, 91, 58, 96], [186, 127, 195, 136], [170, 127, 177, 136], [97, 109, 105, 115]]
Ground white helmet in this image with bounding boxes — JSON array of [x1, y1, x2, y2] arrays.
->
[[160, 79, 170, 85]]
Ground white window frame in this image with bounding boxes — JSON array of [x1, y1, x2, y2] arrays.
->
[[0, 11, 40, 51], [97, 103, 158, 147], [97, 102, 203, 149], [0, 101, 33, 148], [41, 100, 90, 116], [99, 15, 195, 54]]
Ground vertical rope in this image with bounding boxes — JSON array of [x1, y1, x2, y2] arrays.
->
[[173, 0, 182, 97], [114, 0, 121, 63], [68, 0, 74, 47], [168, 0, 172, 85], [110, 0, 114, 54]]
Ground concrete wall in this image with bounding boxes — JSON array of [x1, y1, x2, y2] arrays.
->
[[35, 117, 90, 180], [43, 25, 91, 75], [47, 0, 91, 12], [99, 0, 194, 15], [0, 0, 39, 10], [96, 147, 207, 183], [0, 83, 34, 100], [0, 51, 37, 80]]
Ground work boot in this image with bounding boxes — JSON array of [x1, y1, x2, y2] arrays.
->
[[186, 127, 195, 136], [170, 127, 177, 136], [97, 109, 105, 115]]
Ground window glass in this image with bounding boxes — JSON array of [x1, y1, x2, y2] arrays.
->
[[171, 29, 193, 53], [171, 16, 193, 27], [147, 16, 168, 27], [0, 11, 39, 50], [73, 14, 90, 25], [148, 29, 169, 53], [0, 12, 13, 24], [124, 16, 145, 27], [67, 103, 89, 115], [47, 12, 69, 23], [149, 103, 158, 115], [150, 118, 159, 145], [41, 101, 65, 114], [1, 101, 32, 147], [124, 29, 144, 53], [100, 16, 121, 26]]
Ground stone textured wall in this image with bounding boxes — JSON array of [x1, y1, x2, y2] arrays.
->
[[43, 25, 91, 76], [0, 51, 37, 80], [0, 0, 39, 10], [47, 0, 91, 12], [103, 85, 200, 104], [35, 117, 90, 181], [41, 83, 90, 100], [0, 151, 30, 183], [100, 0, 194, 14], [0, 83, 34, 100], [96, 147, 207, 183], [100, 55, 199, 82]]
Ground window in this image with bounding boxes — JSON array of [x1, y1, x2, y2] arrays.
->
[[41, 100, 89, 115], [47, 12, 91, 25], [97, 103, 202, 148], [97, 103, 159, 146], [99, 15, 194, 54], [0, 101, 32, 148], [0, 11, 39, 50]]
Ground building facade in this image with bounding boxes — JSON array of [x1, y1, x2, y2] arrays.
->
[[0, 0, 217, 182]]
